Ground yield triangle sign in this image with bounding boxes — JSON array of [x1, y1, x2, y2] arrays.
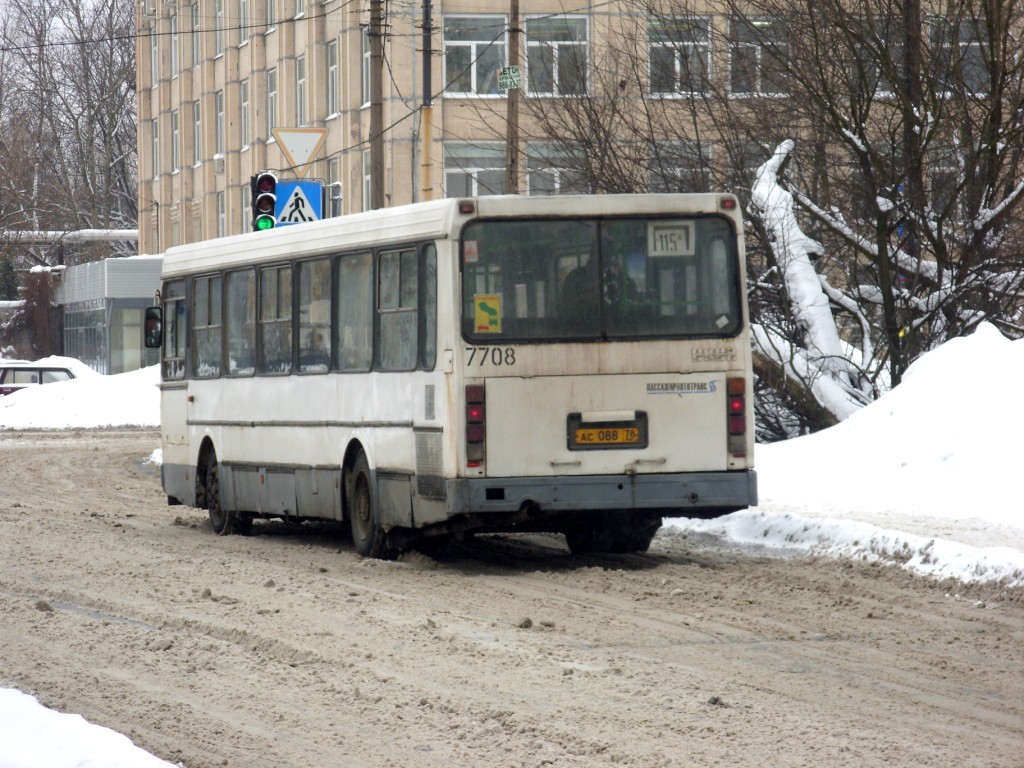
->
[[272, 127, 328, 179]]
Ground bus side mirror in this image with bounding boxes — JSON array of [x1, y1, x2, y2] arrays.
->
[[144, 306, 163, 349]]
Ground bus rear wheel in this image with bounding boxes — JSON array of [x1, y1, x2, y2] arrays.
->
[[204, 452, 250, 536], [348, 452, 397, 560], [564, 512, 661, 555]]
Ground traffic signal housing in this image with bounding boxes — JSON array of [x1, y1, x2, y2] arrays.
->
[[251, 171, 278, 231]]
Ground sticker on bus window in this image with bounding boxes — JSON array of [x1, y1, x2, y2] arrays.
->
[[474, 294, 502, 333], [464, 240, 479, 263], [648, 221, 695, 257]]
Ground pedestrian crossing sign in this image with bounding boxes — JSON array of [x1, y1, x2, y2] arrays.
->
[[274, 181, 323, 226]]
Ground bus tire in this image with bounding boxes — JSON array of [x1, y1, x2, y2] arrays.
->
[[348, 452, 397, 560], [205, 452, 249, 536], [564, 513, 661, 555]]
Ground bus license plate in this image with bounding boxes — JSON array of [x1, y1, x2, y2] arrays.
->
[[567, 412, 648, 451], [575, 426, 641, 446]]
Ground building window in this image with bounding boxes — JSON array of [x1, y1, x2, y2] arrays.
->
[[192, 100, 202, 165], [295, 55, 307, 126], [526, 16, 587, 96], [362, 27, 373, 106], [150, 32, 159, 86], [239, 0, 249, 45], [443, 16, 506, 96], [240, 79, 250, 148], [648, 141, 711, 192], [215, 90, 225, 154], [327, 157, 342, 216], [266, 68, 277, 136], [241, 182, 251, 232], [444, 143, 505, 196], [266, 0, 276, 30], [326, 39, 339, 115], [294, 0, 304, 17], [171, 109, 180, 170], [217, 191, 226, 237], [932, 17, 990, 95], [649, 17, 710, 95], [362, 149, 371, 210], [191, 3, 200, 67], [526, 144, 588, 195], [170, 14, 179, 77], [214, 0, 225, 55], [730, 17, 788, 95], [151, 118, 160, 177]]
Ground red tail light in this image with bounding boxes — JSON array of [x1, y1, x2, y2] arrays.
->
[[466, 384, 485, 466], [726, 377, 747, 456]]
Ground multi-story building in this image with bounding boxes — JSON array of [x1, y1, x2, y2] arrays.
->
[[137, 0, 752, 254]]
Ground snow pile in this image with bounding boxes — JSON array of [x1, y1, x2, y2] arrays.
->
[[0, 362, 158, 430], [0, 688, 177, 768], [669, 322, 1024, 586]]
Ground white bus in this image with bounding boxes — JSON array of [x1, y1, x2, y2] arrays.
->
[[147, 194, 756, 558]]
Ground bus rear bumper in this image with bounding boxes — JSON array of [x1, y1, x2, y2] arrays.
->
[[449, 470, 757, 519]]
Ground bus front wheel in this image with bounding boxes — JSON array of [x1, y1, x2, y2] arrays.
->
[[348, 452, 397, 560]]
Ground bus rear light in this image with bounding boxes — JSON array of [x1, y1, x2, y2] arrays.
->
[[466, 384, 486, 465], [726, 377, 747, 455]]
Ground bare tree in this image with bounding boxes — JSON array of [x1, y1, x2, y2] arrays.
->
[[510, 0, 1024, 438], [0, 0, 137, 264]]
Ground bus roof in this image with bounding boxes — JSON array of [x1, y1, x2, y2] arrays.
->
[[160, 193, 740, 279]]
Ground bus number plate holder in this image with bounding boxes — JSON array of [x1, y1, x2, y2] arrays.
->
[[567, 412, 648, 451]]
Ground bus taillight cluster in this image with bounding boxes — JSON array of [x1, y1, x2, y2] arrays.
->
[[466, 384, 486, 467], [727, 377, 747, 457]]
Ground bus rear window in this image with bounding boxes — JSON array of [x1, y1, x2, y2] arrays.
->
[[461, 216, 742, 342]]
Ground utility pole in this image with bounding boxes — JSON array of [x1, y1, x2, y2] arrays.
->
[[370, 0, 386, 209], [504, 0, 521, 194], [421, 0, 434, 200]]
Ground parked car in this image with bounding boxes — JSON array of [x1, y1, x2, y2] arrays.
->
[[0, 361, 76, 396]]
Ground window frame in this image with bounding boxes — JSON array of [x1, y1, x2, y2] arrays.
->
[[729, 16, 790, 97], [326, 39, 339, 115], [443, 15, 508, 97], [295, 55, 307, 126], [266, 68, 278, 138], [648, 16, 711, 97], [525, 15, 589, 97]]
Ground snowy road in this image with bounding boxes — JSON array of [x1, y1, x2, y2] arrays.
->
[[0, 429, 1021, 768]]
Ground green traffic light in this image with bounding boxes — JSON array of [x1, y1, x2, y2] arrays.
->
[[255, 214, 276, 231]]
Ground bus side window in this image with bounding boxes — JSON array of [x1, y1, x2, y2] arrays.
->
[[160, 281, 187, 380], [377, 249, 418, 370], [192, 275, 222, 378], [259, 265, 293, 374], [225, 269, 256, 376], [298, 258, 331, 373], [420, 243, 437, 370], [336, 252, 373, 370]]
